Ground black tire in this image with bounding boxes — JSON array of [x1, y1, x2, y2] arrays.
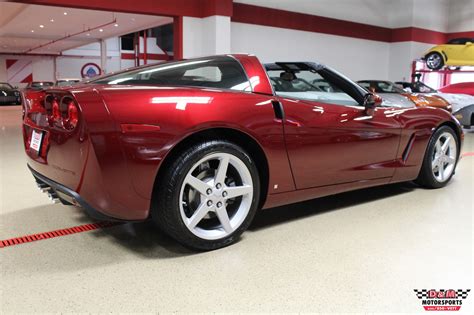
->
[[152, 139, 260, 251], [425, 52, 445, 70], [415, 126, 459, 188]]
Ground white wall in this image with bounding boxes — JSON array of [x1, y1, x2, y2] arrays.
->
[[0, 55, 55, 85], [231, 22, 390, 80], [183, 16, 231, 58], [448, 0, 474, 32]]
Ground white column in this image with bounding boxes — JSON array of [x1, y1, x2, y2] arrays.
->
[[100, 39, 107, 74], [182, 16, 231, 58]]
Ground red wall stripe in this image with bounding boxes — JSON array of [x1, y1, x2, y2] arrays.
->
[[0, 221, 123, 249], [121, 53, 170, 61], [232, 3, 473, 45], [11, 0, 233, 18], [232, 3, 392, 42], [6, 59, 17, 69]]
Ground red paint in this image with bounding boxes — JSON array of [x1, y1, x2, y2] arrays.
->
[[121, 124, 161, 133], [173, 16, 183, 60], [232, 3, 472, 45], [0, 221, 121, 248], [461, 152, 474, 157], [121, 53, 169, 61], [22, 54, 462, 221], [439, 82, 474, 96], [11, 0, 233, 18], [232, 3, 392, 43]]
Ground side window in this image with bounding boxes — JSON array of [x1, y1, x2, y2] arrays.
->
[[94, 57, 250, 91], [267, 69, 360, 107]]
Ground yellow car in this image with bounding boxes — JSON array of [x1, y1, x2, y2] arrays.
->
[[424, 37, 474, 70]]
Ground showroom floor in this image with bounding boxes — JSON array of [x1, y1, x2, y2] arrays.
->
[[0, 106, 472, 313]]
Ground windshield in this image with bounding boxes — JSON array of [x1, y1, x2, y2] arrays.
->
[[92, 56, 251, 91], [56, 80, 80, 87], [30, 82, 54, 88], [408, 82, 437, 93], [358, 81, 405, 94], [0, 83, 14, 90]]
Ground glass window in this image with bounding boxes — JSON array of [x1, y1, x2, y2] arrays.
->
[[358, 81, 405, 93], [267, 68, 360, 107], [93, 56, 251, 91]]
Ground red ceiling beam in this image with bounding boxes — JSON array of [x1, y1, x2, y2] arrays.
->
[[6, 0, 233, 17]]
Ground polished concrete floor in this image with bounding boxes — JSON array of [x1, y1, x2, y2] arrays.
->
[[1, 105, 472, 313]]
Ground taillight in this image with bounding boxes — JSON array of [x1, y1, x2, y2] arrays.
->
[[61, 96, 78, 130], [44, 92, 79, 130]]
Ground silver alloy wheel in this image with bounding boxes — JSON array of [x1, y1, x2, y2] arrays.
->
[[426, 53, 442, 69], [179, 152, 253, 240], [431, 132, 457, 183]]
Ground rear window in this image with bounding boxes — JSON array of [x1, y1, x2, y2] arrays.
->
[[93, 56, 251, 91]]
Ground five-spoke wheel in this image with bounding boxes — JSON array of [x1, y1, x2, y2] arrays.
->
[[153, 140, 260, 251]]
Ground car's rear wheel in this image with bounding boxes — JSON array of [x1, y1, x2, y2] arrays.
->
[[152, 140, 260, 251], [425, 52, 444, 70], [416, 126, 459, 188]]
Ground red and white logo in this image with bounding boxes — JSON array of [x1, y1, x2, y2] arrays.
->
[[414, 289, 470, 311]]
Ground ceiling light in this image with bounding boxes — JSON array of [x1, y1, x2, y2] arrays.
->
[[50, 19, 54, 22], [39, 25, 44, 28], [86, 33, 90, 36], [114, 23, 118, 27], [63, 12, 68, 15], [99, 29, 103, 32], [31, 30, 34, 33]]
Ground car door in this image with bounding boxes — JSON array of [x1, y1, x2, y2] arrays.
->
[[268, 65, 402, 190]]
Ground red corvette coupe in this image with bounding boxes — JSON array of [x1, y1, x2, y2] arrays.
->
[[22, 54, 462, 250]]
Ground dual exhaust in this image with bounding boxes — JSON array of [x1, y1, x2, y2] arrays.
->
[[36, 182, 61, 204]]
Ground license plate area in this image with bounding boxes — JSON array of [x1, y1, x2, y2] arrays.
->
[[30, 129, 44, 153]]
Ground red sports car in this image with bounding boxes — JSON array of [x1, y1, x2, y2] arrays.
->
[[439, 82, 474, 96], [22, 54, 463, 250]]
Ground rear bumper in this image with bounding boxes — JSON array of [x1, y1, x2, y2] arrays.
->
[[29, 164, 129, 222]]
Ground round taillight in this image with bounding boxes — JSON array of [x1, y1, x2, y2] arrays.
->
[[66, 102, 78, 130]]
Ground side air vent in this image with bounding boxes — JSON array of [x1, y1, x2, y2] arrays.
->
[[402, 133, 416, 163]]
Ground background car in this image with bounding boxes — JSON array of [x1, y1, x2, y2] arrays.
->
[[357, 80, 451, 111], [25, 81, 54, 91], [0, 82, 21, 105], [396, 80, 474, 128], [439, 82, 474, 96], [55, 78, 81, 87], [22, 54, 462, 250], [423, 37, 474, 70]]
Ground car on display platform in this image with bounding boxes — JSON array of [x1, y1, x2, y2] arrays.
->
[[0, 82, 22, 105], [25, 81, 54, 91], [396, 80, 474, 128], [439, 82, 474, 96], [55, 78, 81, 87], [423, 37, 474, 70], [22, 54, 463, 251], [357, 80, 451, 112]]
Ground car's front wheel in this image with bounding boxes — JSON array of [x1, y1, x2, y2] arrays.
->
[[425, 52, 445, 70], [416, 126, 459, 188], [152, 139, 260, 251]]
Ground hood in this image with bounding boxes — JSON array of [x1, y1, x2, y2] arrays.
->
[[429, 93, 474, 112]]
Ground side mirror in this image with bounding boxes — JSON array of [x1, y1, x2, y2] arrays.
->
[[363, 93, 382, 115]]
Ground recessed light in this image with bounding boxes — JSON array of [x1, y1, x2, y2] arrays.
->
[[114, 23, 118, 27], [86, 33, 90, 36], [39, 25, 44, 28], [31, 30, 34, 33], [99, 29, 103, 32], [50, 19, 54, 22], [63, 12, 68, 15]]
